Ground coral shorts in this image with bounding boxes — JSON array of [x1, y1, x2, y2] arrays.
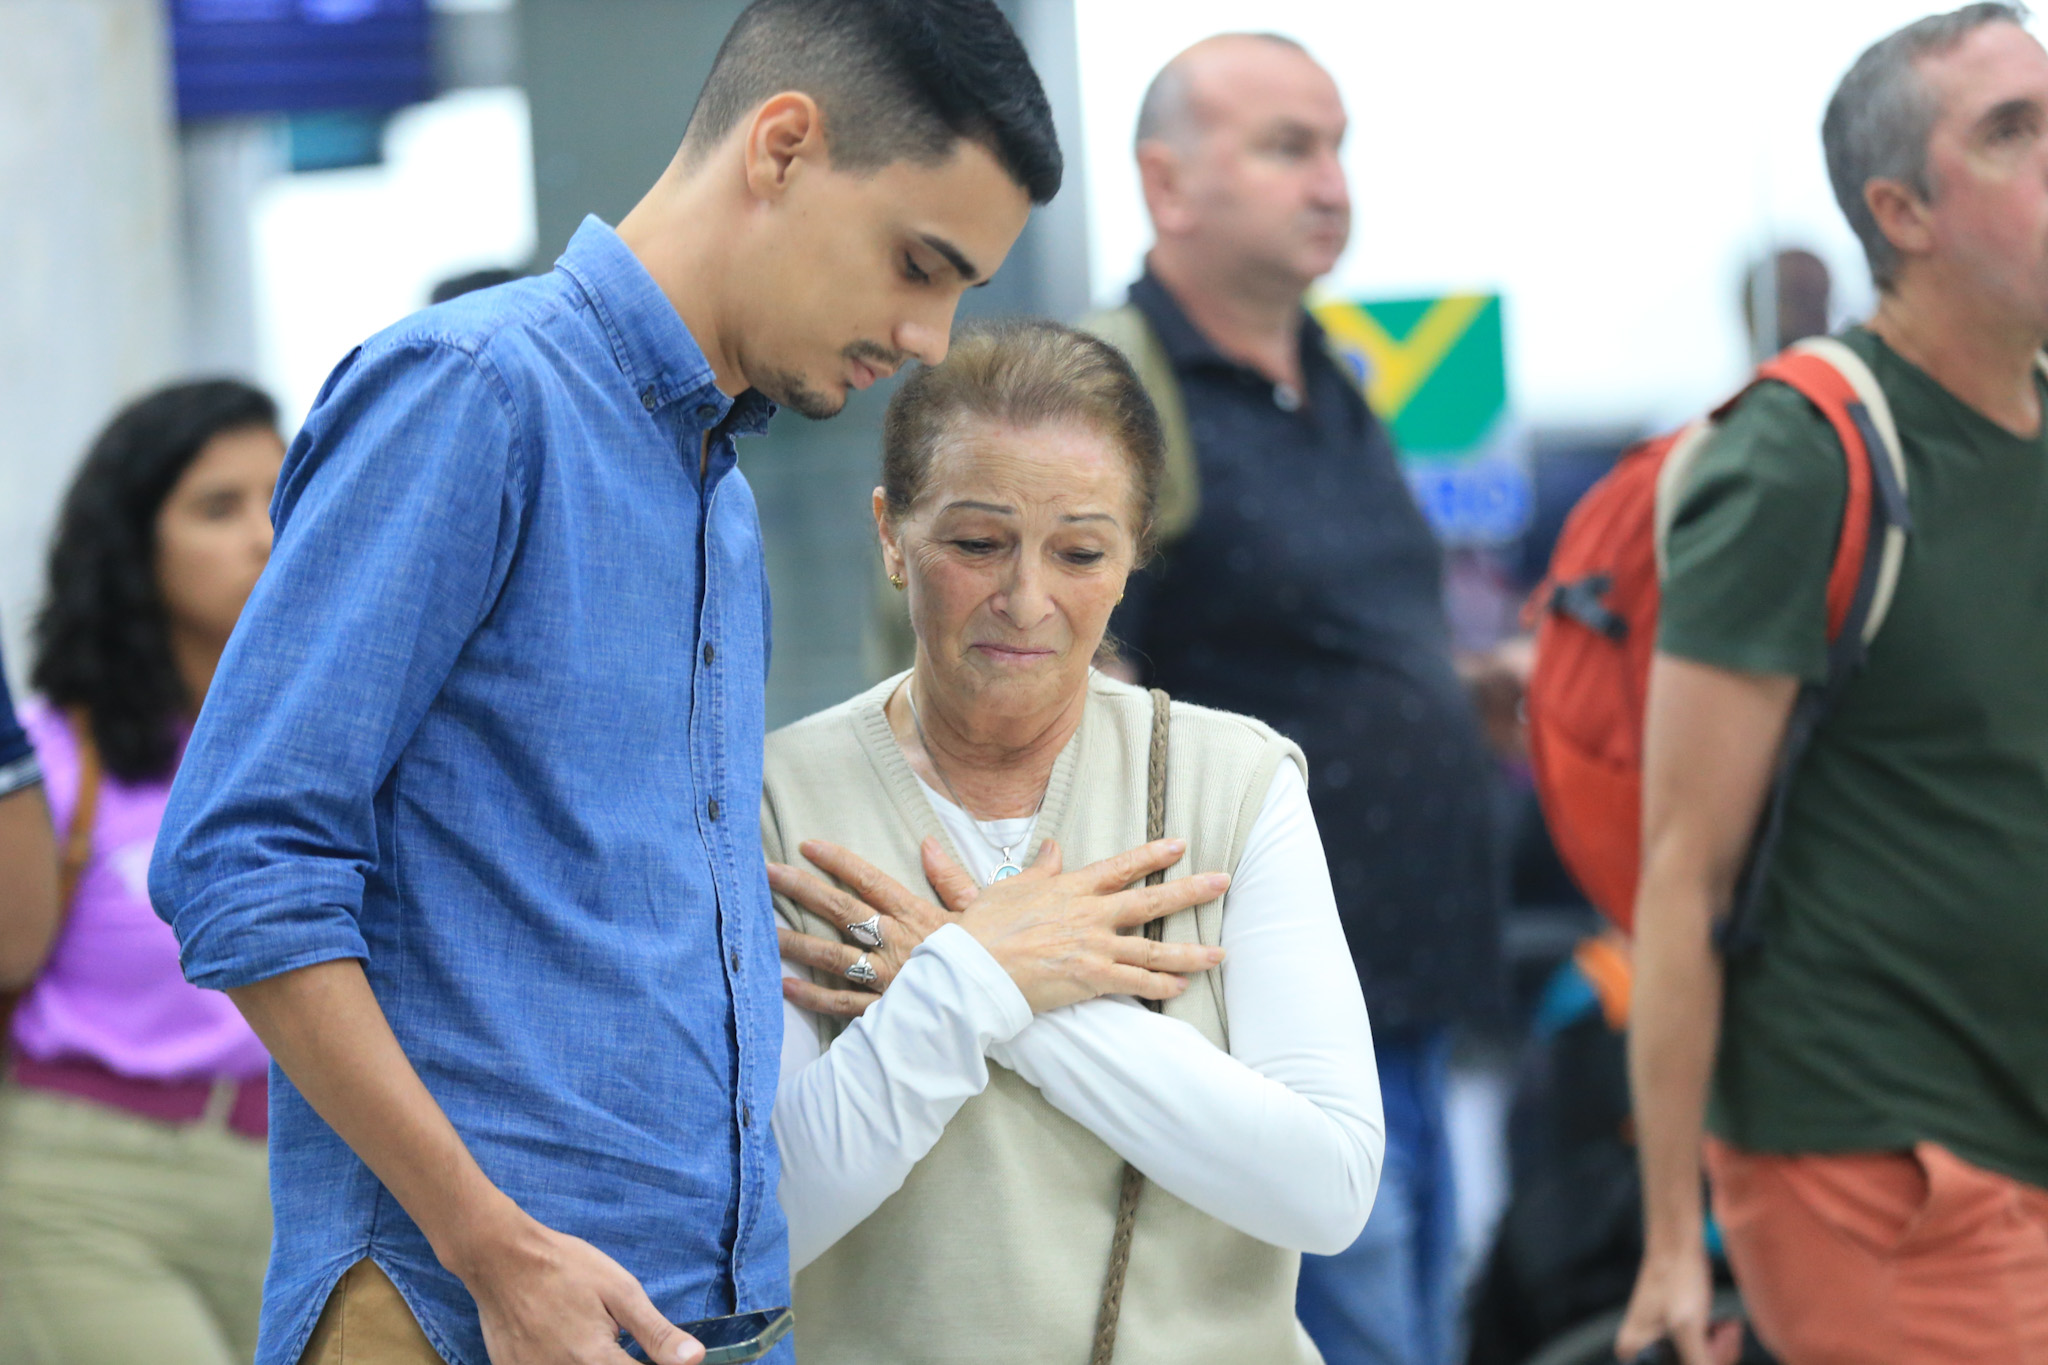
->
[[1706, 1137, 2048, 1365]]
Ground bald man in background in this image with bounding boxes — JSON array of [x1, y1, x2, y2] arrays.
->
[[1092, 34, 1505, 1365]]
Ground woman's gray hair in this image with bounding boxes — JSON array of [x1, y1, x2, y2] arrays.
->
[[880, 319, 1166, 554], [1824, 3, 2033, 291]]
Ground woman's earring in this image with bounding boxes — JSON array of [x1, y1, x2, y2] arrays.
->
[[889, 572, 906, 591]]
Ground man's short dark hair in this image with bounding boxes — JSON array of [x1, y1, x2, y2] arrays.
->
[[1823, 3, 2033, 290], [680, 0, 1061, 205]]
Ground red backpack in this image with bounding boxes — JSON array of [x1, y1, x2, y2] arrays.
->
[[1524, 338, 1910, 942]]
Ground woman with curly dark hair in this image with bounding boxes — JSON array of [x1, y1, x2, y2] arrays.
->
[[0, 378, 285, 1365]]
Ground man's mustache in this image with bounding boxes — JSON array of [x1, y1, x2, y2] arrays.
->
[[846, 340, 910, 371]]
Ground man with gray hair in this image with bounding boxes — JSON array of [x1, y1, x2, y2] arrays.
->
[[1617, 7, 2048, 1363], [1092, 32, 1508, 1365]]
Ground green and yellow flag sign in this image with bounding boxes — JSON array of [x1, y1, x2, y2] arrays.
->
[[1312, 292, 1531, 545]]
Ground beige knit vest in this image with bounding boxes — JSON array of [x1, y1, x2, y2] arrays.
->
[[761, 671, 1323, 1365]]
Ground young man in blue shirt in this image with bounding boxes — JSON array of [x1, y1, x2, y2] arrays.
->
[[150, 5, 1218, 1364]]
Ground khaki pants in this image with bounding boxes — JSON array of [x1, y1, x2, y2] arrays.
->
[[300, 1260, 443, 1365], [0, 1080, 272, 1365]]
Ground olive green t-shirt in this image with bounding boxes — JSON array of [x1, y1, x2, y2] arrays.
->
[[1660, 327, 2048, 1187]]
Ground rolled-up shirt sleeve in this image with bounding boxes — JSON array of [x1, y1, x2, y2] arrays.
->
[[151, 339, 524, 990]]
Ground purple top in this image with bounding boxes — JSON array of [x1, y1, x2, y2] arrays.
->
[[11, 699, 267, 1081]]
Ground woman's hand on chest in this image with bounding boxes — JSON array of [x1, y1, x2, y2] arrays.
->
[[771, 834, 1228, 1017]]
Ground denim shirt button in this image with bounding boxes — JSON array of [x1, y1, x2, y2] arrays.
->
[[728, 950, 740, 972], [696, 403, 718, 423], [640, 387, 657, 411], [707, 797, 721, 821], [702, 642, 715, 665], [742, 1103, 753, 1128]]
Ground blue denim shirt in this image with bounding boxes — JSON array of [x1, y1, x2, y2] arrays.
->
[[152, 218, 791, 1365]]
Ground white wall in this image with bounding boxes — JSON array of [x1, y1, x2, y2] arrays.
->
[[252, 88, 537, 429], [1076, 0, 1979, 429], [0, 0, 185, 692]]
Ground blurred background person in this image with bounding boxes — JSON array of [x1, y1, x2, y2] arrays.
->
[[0, 379, 284, 1365], [1621, 6, 2048, 1363], [1090, 33, 1506, 1365], [1741, 247, 1834, 361]]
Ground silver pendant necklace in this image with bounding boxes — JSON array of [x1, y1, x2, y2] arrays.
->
[[905, 679, 1046, 883]]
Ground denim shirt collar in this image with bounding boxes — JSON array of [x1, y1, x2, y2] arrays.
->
[[556, 215, 777, 436]]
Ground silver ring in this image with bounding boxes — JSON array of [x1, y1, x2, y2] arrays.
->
[[843, 954, 879, 986], [848, 914, 885, 949]]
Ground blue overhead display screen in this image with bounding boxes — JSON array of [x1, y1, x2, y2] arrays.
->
[[170, 0, 433, 121]]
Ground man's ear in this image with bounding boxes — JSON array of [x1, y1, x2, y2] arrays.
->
[[1138, 139, 1193, 238], [1865, 176, 1934, 270], [743, 91, 827, 202]]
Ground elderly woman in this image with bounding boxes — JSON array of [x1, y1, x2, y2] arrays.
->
[[763, 320, 1383, 1365]]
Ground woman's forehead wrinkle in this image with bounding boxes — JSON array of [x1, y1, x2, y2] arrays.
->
[[917, 419, 1137, 529]]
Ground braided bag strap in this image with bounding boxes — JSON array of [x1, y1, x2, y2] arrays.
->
[[1088, 688, 1171, 1365]]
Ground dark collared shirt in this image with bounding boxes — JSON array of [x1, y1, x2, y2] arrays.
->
[[1112, 270, 1501, 1030], [154, 218, 791, 1365]]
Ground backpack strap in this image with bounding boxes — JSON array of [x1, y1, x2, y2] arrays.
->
[[1651, 420, 1720, 582], [1081, 302, 1387, 557], [1709, 339, 1912, 954], [1080, 306, 1201, 551], [1770, 337, 1911, 648]]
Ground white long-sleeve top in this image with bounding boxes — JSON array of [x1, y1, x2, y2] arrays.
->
[[773, 760, 1384, 1273]]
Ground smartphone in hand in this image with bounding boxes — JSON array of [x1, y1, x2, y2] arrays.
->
[[621, 1307, 793, 1365]]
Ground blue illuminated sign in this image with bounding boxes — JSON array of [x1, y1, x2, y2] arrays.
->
[[170, 0, 433, 121]]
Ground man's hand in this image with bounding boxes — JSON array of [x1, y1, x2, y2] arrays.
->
[[1456, 636, 1534, 762], [1613, 1240, 1741, 1365], [227, 960, 704, 1365], [454, 1208, 704, 1365], [771, 835, 1227, 1016]]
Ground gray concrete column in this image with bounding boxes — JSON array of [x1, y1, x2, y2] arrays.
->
[[181, 118, 278, 381], [0, 0, 185, 687]]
